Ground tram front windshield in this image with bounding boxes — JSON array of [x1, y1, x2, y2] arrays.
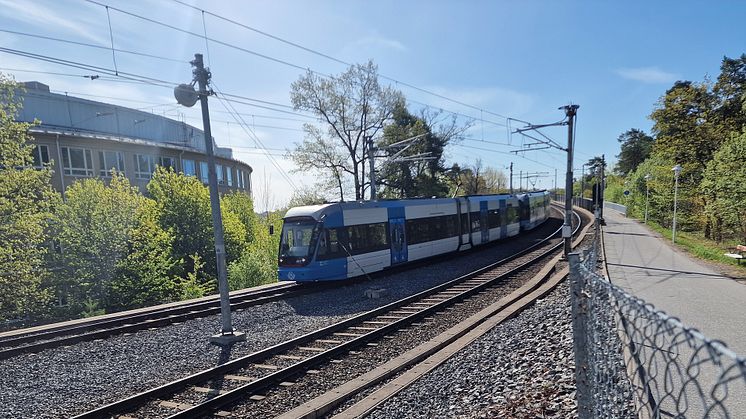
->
[[279, 219, 319, 266]]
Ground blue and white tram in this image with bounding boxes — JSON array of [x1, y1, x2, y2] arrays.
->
[[278, 191, 550, 282], [518, 191, 552, 231]]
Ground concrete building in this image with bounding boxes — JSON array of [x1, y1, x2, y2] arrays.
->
[[16, 81, 252, 196]]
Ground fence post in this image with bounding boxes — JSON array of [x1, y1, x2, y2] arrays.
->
[[569, 252, 592, 418]]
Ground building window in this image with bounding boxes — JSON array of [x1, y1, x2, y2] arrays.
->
[[32, 145, 50, 168], [134, 154, 156, 179], [98, 150, 124, 177], [236, 169, 243, 189], [226, 167, 233, 186], [216, 164, 225, 185], [199, 161, 209, 183], [183, 159, 196, 177], [61, 147, 93, 176], [159, 156, 175, 170]]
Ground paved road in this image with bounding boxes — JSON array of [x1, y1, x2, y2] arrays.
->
[[602, 209, 746, 417], [603, 209, 746, 354]]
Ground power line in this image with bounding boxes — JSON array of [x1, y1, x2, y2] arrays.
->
[[170, 0, 513, 121], [454, 143, 556, 169], [212, 82, 299, 191], [87, 0, 518, 130], [0, 47, 178, 88], [0, 29, 188, 64]]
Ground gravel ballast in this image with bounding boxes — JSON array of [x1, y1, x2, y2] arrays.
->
[[367, 280, 577, 419], [0, 218, 562, 418]]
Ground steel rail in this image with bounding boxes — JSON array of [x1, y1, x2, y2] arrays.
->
[[0, 282, 308, 360], [74, 207, 578, 419]]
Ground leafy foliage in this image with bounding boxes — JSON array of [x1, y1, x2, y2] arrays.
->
[[615, 129, 654, 176], [54, 174, 143, 311], [108, 198, 188, 311], [146, 167, 246, 291], [701, 133, 746, 242], [378, 104, 467, 198], [0, 76, 58, 322], [290, 61, 405, 200]]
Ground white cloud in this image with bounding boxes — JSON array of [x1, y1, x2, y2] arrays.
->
[[0, 0, 105, 44], [616, 66, 679, 84]]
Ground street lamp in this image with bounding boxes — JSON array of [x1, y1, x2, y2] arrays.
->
[[643, 174, 651, 224], [671, 165, 682, 244]]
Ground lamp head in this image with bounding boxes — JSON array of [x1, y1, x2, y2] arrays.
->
[[672, 165, 682, 176], [174, 83, 198, 107]]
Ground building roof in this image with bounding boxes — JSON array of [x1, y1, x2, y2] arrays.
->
[[16, 81, 236, 160]]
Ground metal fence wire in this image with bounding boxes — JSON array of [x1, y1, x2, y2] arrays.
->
[[568, 221, 746, 419]]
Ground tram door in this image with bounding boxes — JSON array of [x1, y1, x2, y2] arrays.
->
[[480, 201, 489, 244], [389, 218, 407, 265]]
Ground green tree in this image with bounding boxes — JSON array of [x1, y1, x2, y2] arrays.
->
[[108, 198, 197, 310], [0, 75, 58, 322], [701, 133, 746, 243], [290, 61, 405, 201], [147, 167, 246, 290], [228, 210, 281, 290], [287, 188, 327, 208], [615, 129, 654, 176], [378, 105, 467, 198], [451, 159, 507, 195], [713, 54, 746, 135], [54, 174, 142, 312], [222, 191, 257, 244], [650, 80, 720, 235]]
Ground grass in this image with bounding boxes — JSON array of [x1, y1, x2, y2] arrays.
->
[[639, 219, 746, 271]]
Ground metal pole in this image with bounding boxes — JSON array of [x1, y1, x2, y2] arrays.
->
[[599, 154, 605, 222], [644, 176, 650, 224], [509, 162, 513, 195], [554, 168, 557, 199], [672, 170, 679, 244], [368, 136, 376, 200], [519, 170, 522, 192], [563, 105, 578, 256], [191, 54, 245, 345], [580, 163, 585, 200], [568, 252, 591, 418]]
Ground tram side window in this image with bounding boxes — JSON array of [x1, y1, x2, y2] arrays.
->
[[407, 215, 459, 245], [470, 211, 481, 232], [487, 209, 496, 228], [317, 228, 347, 260], [506, 206, 519, 224], [345, 222, 389, 255], [461, 213, 469, 235]]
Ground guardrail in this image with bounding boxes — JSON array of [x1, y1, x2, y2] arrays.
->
[[568, 219, 746, 418]]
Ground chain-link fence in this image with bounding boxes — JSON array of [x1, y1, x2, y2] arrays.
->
[[569, 218, 746, 418]]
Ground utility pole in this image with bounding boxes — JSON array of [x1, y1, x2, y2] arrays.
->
[[598, 154, 606, 225], [179, 53, 245, 345], [368, 136, 376, 200], [519, 170, 522, 192], [554, 168, 557, 199], [562, 105, 579, 257], [580, 163, 585, 200], [509, 162, 514, 195], [510, 104, 579, 256]]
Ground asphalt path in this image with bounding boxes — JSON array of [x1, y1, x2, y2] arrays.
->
[[602, 209, 746, 417]]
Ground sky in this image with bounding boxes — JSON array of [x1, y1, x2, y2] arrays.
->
[[2, 0, 745, 210]]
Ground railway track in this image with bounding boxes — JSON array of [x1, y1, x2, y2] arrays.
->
[[74, 206, 584, 419], [0, 282, 315, 360]]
